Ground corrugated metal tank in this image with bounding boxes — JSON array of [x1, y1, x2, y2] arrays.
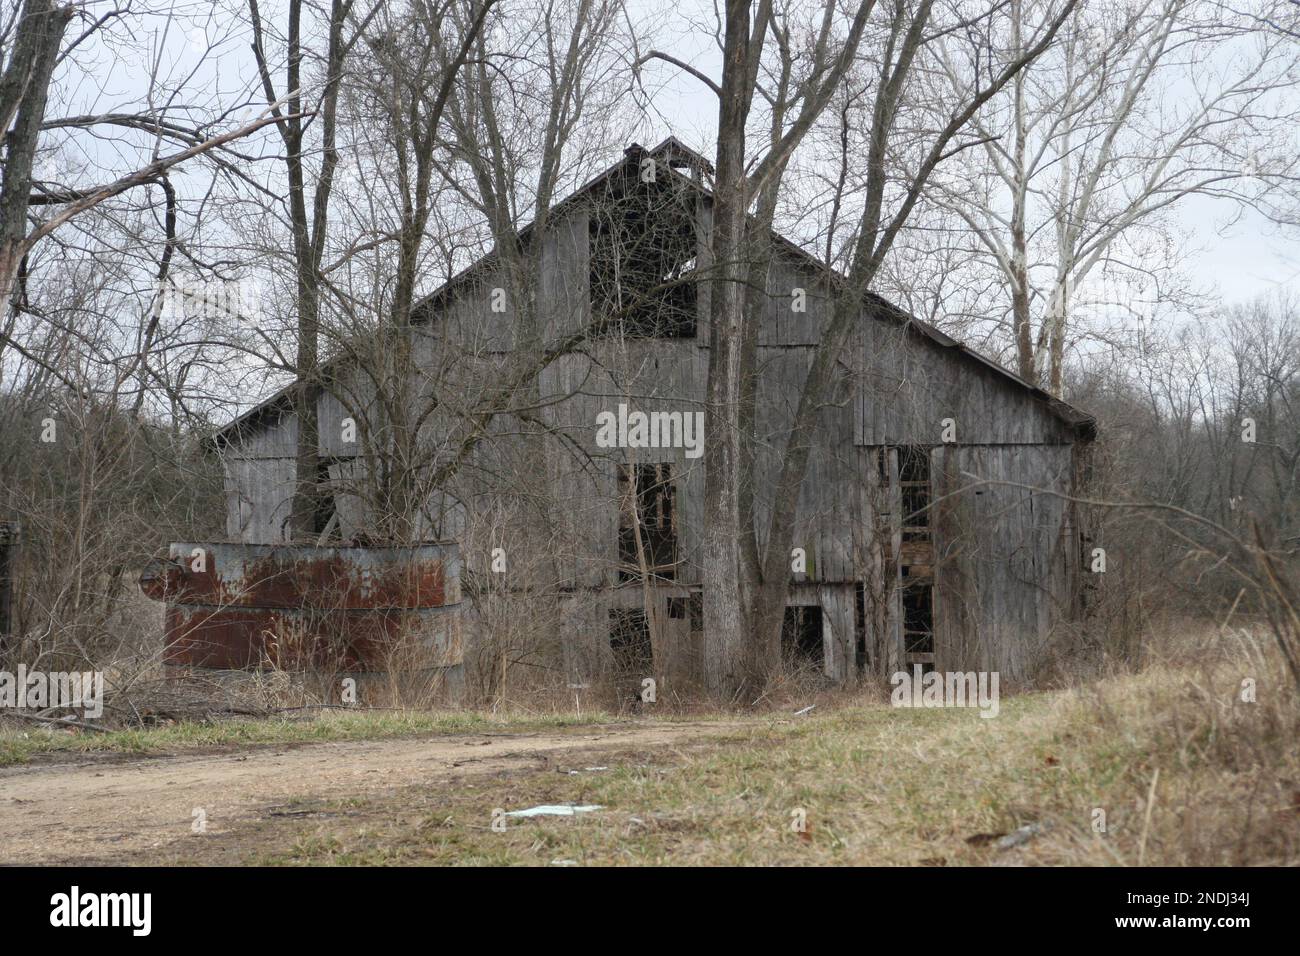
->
[[139, 542, 462, 674]]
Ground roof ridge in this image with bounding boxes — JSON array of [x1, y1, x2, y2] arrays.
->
[[211, 140, 1095, 444]]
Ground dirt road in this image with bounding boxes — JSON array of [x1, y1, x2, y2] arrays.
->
[[0, 722, 738, 865]]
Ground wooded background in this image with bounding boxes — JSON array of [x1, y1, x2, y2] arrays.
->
[[1, 0, 1297, 702]]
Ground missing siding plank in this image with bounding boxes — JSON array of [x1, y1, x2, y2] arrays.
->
[[310, 460, 337, 538], [898, 446, 931, 544], [854, 581, 867, 673], [589, 171, 698, 339]]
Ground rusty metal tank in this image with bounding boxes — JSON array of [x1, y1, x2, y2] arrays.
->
[[139, 542, 462, 672]]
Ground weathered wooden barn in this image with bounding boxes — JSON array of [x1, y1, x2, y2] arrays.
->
[[213, 137, 1096, 687]]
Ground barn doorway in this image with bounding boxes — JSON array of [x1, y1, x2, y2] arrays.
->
[[609, 607, 653, 708], [0, 521, 17, 649], [609, 607, 653, 676], [902, 582, 934, 656], [875, 445, 938, 672], [782, 605, 824, 671]]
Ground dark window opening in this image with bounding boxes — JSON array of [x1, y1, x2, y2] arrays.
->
[[0, 522, 18, 644], [589, 171, 697, 338], [854, 581, 867, 673], [781, 605, 824, 669], [902, 583, 934, 654], [898, 444, 929, 483], [898, 446, 931, 543], [609, 608, 653, 676], [311, 460, 337, 537], [667, 596, 686, 619], [688, 592, 703, 633], [618, 463, 678, 582]]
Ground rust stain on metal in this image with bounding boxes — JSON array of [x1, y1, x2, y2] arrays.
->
[[140, 542, 452, 609], [140, 543, 462, 670]]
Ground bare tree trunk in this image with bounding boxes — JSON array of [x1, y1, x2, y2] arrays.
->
[[1010, 2, 1035, 382], [250, 0, 360, 540], [701, 0, 762, 698], [697, 0, 874, 695], [0, 0, 73, 306], [748, 0, 1079, 665], [1048, 293, 1069, 393]]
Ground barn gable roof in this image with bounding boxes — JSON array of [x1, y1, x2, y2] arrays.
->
[[213, 137, 1094, 447]]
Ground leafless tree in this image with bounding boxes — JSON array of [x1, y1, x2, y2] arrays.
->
[[931, 0, 1300, 393], [644, 0, 875, 695], [648, 0, 1080, 694]]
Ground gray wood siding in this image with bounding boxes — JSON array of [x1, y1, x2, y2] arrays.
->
[[215, 192, 1089, 683], [931, 443, 1081, 679], [537, 339, 709, 586], [751, 346, 858, 583], [759, 252, 832, 346], [856, 319, 1073, 446], [223, 455, 295, 542], [541, 209, 589, 341]]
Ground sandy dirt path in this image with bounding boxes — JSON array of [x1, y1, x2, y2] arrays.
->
[[0, 722, 740, 865]]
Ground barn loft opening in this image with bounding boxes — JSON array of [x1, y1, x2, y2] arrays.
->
[[589, 155, 697, 339], [617, 463, 678, 582], [782, 605, 824, 669]]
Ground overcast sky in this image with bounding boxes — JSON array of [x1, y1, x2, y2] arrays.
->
[[622, 1, 1300, 311], [60, 0, 1300, 315]]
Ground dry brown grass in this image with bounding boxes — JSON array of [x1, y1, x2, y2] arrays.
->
[[155, 622, 1295, 866], [1022, 620, 1299, 865], [7, 617, 1295, 865]]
